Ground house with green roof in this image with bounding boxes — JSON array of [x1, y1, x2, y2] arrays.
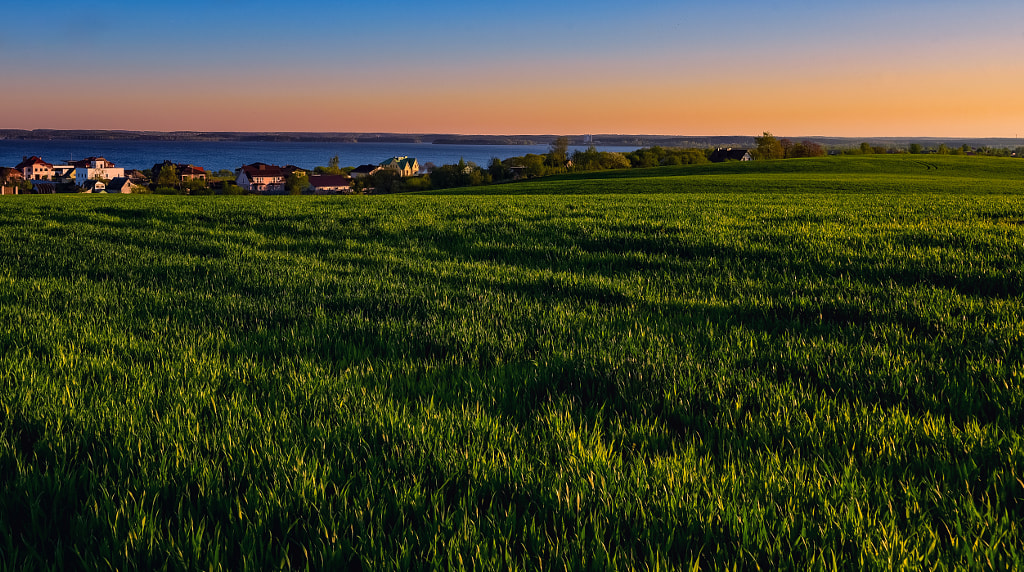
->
[[378, 156, 419, 177]]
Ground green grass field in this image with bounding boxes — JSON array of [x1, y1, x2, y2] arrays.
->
[[1, 155, 1022, 569]]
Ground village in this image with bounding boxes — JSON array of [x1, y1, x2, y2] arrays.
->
[[5, 136, 1015, 197], [0, 154, 421, 195]]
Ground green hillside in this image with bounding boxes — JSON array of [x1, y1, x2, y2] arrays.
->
[[429, 155, 1024, 195], [1, 156, 1022, 569]]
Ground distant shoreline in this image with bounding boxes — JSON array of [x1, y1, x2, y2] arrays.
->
[[0, 130, 1019, 149]]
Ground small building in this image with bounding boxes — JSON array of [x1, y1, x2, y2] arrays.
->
[[378, 156, 419, 177], [52, 163, 76, 182], [179, 165, 207, 183], [236, 163, 287, 193], [282, 165, 308, 178], [81, 180, 106, 193], [151, 161, 206, 184], [106, 177, 137, 194], [308, 174, 352, 194], [1, 167, 23, 194], [709, 148, 753, 163], [17, 156, 54, 180], [125, 169, 149, 183], [507, 166, 527, 180]]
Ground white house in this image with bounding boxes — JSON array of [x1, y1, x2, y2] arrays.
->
[[17, 156, 54, 180], [74, 157, 124, 185]]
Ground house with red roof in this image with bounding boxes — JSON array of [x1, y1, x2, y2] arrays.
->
[[179, 165, 206, 183], [308, 174, 352, 194], [236, 163, 287, 193], [17, 156, 54, 180]]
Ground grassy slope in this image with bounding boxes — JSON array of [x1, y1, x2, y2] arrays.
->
[[1, 155, 1023, 569], [427, 155, 1024, 195]]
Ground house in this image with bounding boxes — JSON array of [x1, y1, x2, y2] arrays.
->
[[349, 164, 380, 179], [236, 163, 287, 193], [1, 167, 23, 194], [709, 148, 753, 162], [52, 163, 76, 182], [125, 169, 148, 183], [282, 165, 308, 178], [151, 161, 206, 185], [73, 157, 124, 185], [378, 156, 419, 177], [106, 177, 137, 194], [17, 156, 54, 180], [308, 174, 352, 194], [180, 165, 206, 182], [81, 180, 106, 193], [507, 166, 528, 180]]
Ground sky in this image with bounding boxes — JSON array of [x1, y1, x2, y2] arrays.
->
[[2, 0, 1022, 137]]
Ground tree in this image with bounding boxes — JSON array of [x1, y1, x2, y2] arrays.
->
[[781, 138, 794, 158], [754, 132, 784, 160], [488, 156, 508, 181], [511, 154, 546, 178], [156, 164, 179, 188], [187, 180, 213, 195], [570, 145, 602, 171], [787, 140, 826, 158], [937, 144, 950, 155], [286, 172, 310, 195], [220, 182, 245, 195], [909, 143, 923, 154], [599, 152, 632, 170], [546, 136, 570, 168], [366, 169, 404, 194], [860, 142, 873, 154], [314, 156, 344, 176]]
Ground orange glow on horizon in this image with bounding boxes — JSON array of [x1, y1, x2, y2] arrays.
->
[[3, 58, 1023, 138]]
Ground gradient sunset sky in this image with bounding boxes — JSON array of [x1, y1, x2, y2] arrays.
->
[[3, 0, 1022, 136]]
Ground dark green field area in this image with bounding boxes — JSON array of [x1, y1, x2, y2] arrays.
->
[[1, 156, 1022, 569]]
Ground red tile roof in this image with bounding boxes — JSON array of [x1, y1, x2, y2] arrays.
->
[[0, 167, 22, 181], [16, 156, 52, 170], [241, 163, 285, 178], [309, 175, 352, 188]]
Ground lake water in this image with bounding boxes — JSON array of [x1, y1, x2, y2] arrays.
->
[[0, 140, 639, 173]]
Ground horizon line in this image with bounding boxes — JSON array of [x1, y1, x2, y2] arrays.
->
[[2, 129, 1022, 141]]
